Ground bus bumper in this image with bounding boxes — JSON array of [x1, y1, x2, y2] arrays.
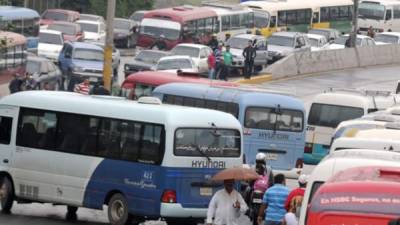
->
[[160, 203, 207, 218], [273, 167, 302, 179]]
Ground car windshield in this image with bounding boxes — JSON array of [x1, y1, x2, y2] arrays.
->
[[335, 36, 362, 46], [171, 46, 200, 58], [135, 51, 166, 63], [48, 24, 76, 35], [130, 12, 145, 22], [309, 38, 319, 47], [114, 20, 131, 30], [268, 35, 294, 47], [359, 2, 385, 20], [39, 32, 62, 45], [157, 58, 192, 70], [26, 61, 41, 74], [227, 37, 250, 49], [375, 34, 399, 44], [140, 25, 180, 40], [73, 49, 103, 61], [42, 11, 68, 21], [79, 22, 99, 33], [309, 30, 329, 40], [174, 128, 241, 157]]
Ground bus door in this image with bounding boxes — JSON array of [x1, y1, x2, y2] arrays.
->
[[0, 105, 17, 171]]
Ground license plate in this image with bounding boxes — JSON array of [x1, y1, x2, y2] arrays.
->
[[266, 153, 278, 160], [200, 187, 212, 196], [253, 198, 262, 203]]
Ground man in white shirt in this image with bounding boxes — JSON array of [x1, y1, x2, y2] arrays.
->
[[206, 179, 248, 225]]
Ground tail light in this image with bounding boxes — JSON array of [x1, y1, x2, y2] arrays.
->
[[304, 143, 313, 153], [161, 190, 177, 203], [295, 158, 304, 169]]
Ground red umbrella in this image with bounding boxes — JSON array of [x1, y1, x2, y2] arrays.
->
[[212, 166, 259, 181]]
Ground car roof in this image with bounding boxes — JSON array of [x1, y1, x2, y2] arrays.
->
[[271, 32, 301, 37], [378, 32, 400, 37], [45, 9, 79, 15], [68, 41, 104, 51], [40, 29, 62, 35], [174, 43, 208, 49], [159, 55, 192, 61], [306, 33, 326, 40], [114, 18, 131, 22], [309, 28, 338, 32], [343, 34, 370, 39], [233, 34, 262, 39], [49, 21, 79, 27], [77, 20, 102, 25]]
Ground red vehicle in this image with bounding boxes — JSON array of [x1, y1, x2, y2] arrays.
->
[[40, 9, 80, 27], [47, 21, 84, 41], [307, 166, 400, 225], [137, 6, 218, 50], [0, 32, 26, 82], [120, 71, 238, 100]]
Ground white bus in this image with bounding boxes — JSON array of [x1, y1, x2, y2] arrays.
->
[[358, 0, 400, 33], [309, 0, 353, 33], [304, 88, 396, 165], [0, 91, 243, 225]]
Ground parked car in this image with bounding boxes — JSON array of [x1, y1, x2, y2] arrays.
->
[[226, 34, 269, 71], [129, 10, 147, 25], [306, 33, 330, 51], [48, 21, 84, 42], [38, 29, 64, 62], [26, 55, 62, 90], [267, 32, 311, 63], [58, 42, 104, 91], [154, 55, 198, 73], [328, 34, 376, 49], [88, 41, 121, 76], [79, 14, 105, 23], [170, 43, 212, 74], [40, 9, 79, 28], [374, 32, 400, 44], [308, 28, 341, 42], [113, 18, 136, 48], [77, 20, 106, 42], [124, 50, 168, 77]]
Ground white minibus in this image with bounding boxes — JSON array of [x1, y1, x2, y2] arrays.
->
[[358, 0, 400, 33], [0, 91, 243, 225]]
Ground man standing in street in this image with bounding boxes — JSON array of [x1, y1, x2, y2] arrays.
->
[[208, 34, 219, 51], [284, 174, 308, 211], [257, 174, 289, 225], [208, 51, 216, 80], [207, 179, 248, 225], [221, 45, 233, 81], [243, 40, 257, 79]]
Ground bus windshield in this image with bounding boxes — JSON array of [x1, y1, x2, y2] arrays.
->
[[268, 35, 294, 47], [359, 2, 385, 20], [375, 34, 399, 44], [308, 103, 364, 128], [174, 128, 241, 157], [140, 25, 180, 40], [73, 49, 103, 61], [245, 107, 303, 132]]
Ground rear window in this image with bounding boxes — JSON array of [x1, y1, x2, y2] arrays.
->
[[310, 191, 400, 215], [308, 103, 364, 128], [244, 107, 304, 132], [174, 128, 241, 157]]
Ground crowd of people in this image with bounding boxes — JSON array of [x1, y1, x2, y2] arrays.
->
[[206, 152, 309, 225]]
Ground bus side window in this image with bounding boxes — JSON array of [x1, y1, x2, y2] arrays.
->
[[0, 116, 12, 145], [313, 12, 319, 23], [386, 9, 392, 21], [270, 16, 276, 28], [222, 15, 230, 31]]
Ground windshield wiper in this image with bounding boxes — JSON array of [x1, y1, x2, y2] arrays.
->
[[195, 146, 211, 162]]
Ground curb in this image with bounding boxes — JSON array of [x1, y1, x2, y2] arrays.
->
[[234, 73, 273, 84]]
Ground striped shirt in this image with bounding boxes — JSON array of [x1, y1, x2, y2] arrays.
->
[[262, 184, 289, 222], [74, 83, 90, 95]]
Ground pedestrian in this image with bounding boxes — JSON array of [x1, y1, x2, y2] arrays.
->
[[257, 174, 289, 225], [206, 179, 248, 225], [225, 33, 231, 43], [243, 40, 257, 79], [91, 79, 110, 95], [282, 195, 303, 225], [74, 78, 90, 95], [208, 33, 219, 51], [208, 51, 216, 80], [284, 174, 308, 212], [221, 44, 233, 81], [345, 36, 352, 48], [8, 73, 23, 94], [214, 42, 224, 79], [367, 26, 375, 38]]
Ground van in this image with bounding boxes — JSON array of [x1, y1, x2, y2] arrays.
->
[[306, 166, 400, 225], [299, 149, 400, 225], [304, 88, 397, 164]]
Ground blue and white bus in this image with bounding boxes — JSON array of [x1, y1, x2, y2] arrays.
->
[[0, 91, 243, 225], [0, 6, 40, 53], [152, 83, 306, 177]]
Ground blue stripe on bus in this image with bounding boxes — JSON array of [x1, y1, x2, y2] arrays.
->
[[83, 159, 223, 217], [303, 143, 329, 165]]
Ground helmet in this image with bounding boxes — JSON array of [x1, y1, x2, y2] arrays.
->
[[255, 152, 266, 164]]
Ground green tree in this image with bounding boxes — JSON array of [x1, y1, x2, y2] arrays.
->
[[83, 0, 154, 18]]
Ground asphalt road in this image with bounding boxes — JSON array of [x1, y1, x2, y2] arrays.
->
[[2, 58, 400, 224]]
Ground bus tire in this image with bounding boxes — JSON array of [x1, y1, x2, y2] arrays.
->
[[66, 206, 78, 221], [0, 176, 14, 214], [107, 193, 131, 225]]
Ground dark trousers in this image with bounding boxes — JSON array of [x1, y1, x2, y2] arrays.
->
[[244, 60, 254, 79], [220, 64, 230, 81]]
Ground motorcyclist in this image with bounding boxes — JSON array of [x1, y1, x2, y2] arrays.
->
[[255, 152, 274, 188]]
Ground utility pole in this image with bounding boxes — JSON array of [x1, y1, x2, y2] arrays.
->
[[103, 0, 116, 91], [351, 0, 359, 47]]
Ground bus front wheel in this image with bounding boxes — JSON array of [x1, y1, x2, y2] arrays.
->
[[108, 193, 132, 225], [0, 176, 14, 214]]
